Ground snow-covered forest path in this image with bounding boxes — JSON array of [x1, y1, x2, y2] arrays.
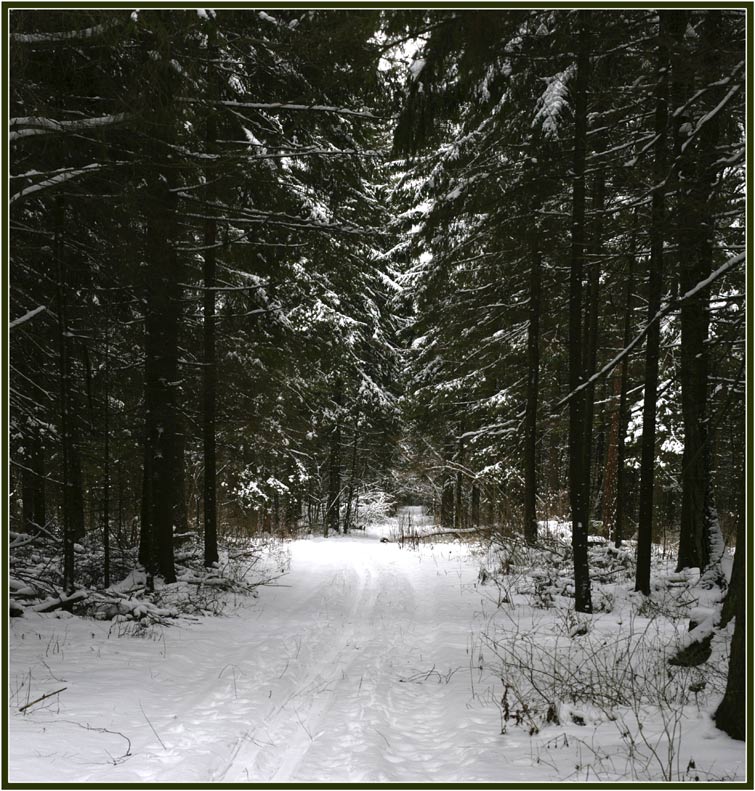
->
[[10, 525, 513, 784]]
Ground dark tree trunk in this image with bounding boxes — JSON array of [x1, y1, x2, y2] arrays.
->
[[440, 441, 455, 530], [614, 249, 635, 548], [203, 18, 219, 567], [601, 372, 621, 539], [454, 436, 464, 531], [635, 12, 670, 595], [102, 304, 111, 588], [714, 513, 745, 739], [174, 418, 189, 545], [143, 193, 179, 583], [568, 17, 592, 613], [343, 414, 360, 533], [54, 195, 76, 592], [32, 428, 46, 533], [675, 11, 724, 576], [19, 424, 46, 536], [326, 377, 343, 537], [523, 231, 541, 545], [721, 478, 745, 626], [582, 156, 603, 523], [138, 23, 183, 584], [470, 482, 480, 529], [139, 431, 153, 571]]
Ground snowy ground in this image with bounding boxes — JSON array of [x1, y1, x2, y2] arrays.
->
[[7, 514, 746, 784]]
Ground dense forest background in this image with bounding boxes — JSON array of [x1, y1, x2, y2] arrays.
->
[[8, 9, 746, 731]]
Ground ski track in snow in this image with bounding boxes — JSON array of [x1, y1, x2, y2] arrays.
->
[[9, 523, 512, 784]]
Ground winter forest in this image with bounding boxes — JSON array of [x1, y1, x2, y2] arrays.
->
[[7, 7, 747, 785]]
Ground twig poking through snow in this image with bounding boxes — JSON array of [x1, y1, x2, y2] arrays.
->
[[18, 687, 67, 713], [139, 701, 167, 750]]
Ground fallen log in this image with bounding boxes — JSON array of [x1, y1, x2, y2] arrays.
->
[[32, 590, 88, 613]]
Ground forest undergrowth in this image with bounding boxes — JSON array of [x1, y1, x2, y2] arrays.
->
[[469, 528, 735, 782], [9, 530, 291, 628]]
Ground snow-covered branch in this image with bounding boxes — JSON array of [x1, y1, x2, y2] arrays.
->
[[555, 251, 745, 410], [10, 164, 104, 203], [9, 305, 46, 329], [215, 100, 380, 120], [10, 113, 130, 142], [11, 17, 121, 43]]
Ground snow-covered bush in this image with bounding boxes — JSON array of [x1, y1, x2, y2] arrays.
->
[[350, 487, 396, 526], [479, 535, 733, 782]]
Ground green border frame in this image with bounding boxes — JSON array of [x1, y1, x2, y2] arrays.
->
[[1, 2, 752, 789]]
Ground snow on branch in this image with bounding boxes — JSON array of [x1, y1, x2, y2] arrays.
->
[[681, 75, 744, 155], [10, 113, 130, 142], [214, 100, 380, 120], [9, 305, 46, 329], [11, 17, 121, 43], [10, 164, 104, 203], [555, 252, 745, 410], [532, 65, 575, 140]]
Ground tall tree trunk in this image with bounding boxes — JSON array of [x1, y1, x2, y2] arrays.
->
[[635, 12, 670, 595], [143, 191, 179, 583], [568, 16, 592, 613], [102, 301, 111, 588], [343, 413, 360, 533], [454, 435, 464, 531], [613, 249, 635, 547], [714, 500, 745, 739], [326, 377, 343, 537], [139, 428, 153, 572], [31, 424, 46, 533], [675, 11, 724, 577], [139, 24, 182, 584], [720, 473, 745, 626], [470, 482, 481, 529], [174, 417, 189, 545], [601, 372, 621, 539], [54, 195, 75, 593], [523, 229, 541, 545], [440, 440, 455, 530], [582, 152, 604, 523], [203, 17, 219, 567]]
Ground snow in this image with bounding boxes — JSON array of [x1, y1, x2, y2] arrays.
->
[[532, 66, 575, 140], [408, 58, 426, 82], [8, 518, 745, 783]]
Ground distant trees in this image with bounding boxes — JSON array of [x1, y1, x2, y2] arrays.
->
[[390, 6, 744, 606], [9, 9, 400, 587]]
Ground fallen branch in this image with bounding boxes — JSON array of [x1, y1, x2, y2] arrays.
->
[[19, 687, 67, 712], [32, 589, 89, 613]]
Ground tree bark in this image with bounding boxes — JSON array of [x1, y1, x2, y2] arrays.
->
[[523, 229, 541, 545], [326, 377, 343, 536], [454, 435, 464, 530], [568, 15, 592, 613], [203, 17, 219, 567], [343, 413, 360, 533], [582, 154, 604, 523], [714, 511, 745, 739], [102, 301, 111, 588], [54, 195, 76, 593], [635, 12, 670, 595], [675, 11, 724, 577], [470, 482, 480, 529], [601, 371, 621, 539], [138, 19, 184, 584]]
